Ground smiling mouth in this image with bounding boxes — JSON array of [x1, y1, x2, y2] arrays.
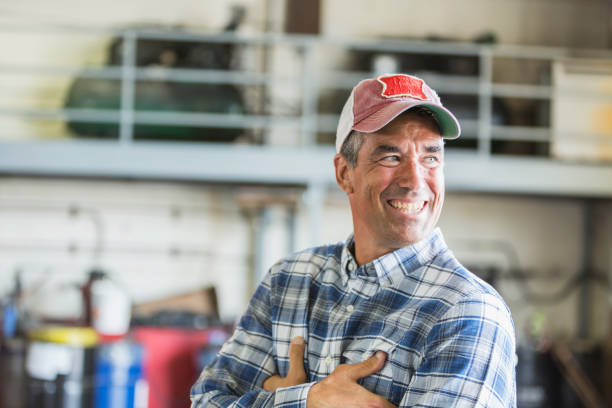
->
[[388, 200, 426, 214]]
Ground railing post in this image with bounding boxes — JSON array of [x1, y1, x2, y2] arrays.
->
[[119, 30, 137, 144], [478, 47, 493, 158], [300, 41, 318, 146]]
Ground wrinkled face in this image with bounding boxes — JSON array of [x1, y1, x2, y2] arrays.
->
[[335, 112, 445, 263]]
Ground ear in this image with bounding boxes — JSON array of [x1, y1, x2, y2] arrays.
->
[[334, 154, 354, 194]]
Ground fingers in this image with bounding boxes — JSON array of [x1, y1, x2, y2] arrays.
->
[[287, 336, 307, 382], [263, 337, 307, 392], [307, 353, 397, 408], [343, 350, 387, 381], [263, 375, 281, 392]]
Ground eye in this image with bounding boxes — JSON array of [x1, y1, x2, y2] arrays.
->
[[379, 155, 400, 166], [423, 156, 441, 167]]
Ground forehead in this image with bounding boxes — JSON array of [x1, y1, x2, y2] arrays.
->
[[366, 113, 443, 147]]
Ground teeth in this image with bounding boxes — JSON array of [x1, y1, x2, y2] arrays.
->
[[389, 200, 424, 213]]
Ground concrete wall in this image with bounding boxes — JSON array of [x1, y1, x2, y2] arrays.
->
[[2, 177, 610, 342]]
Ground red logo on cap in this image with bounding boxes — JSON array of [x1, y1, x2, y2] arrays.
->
[[378, 75, 427, 100]]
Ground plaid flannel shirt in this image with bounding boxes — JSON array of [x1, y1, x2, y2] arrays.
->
[[191, 228, 516, 407]]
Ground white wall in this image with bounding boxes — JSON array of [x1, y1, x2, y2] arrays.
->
[[1, 176, 610, 342], [7, 0, 606, 48], [0, 0, 264, 31], [322, 0, 610, 48], [0, 178, 251, 321]]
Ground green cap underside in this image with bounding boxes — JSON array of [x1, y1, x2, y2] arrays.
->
[[419, 104, 460, 139]]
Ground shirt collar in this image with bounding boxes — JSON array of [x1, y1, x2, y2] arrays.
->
[[339, 227, 448, 287]]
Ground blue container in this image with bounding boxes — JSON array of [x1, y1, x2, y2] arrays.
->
[[95, 340, 145, 408]]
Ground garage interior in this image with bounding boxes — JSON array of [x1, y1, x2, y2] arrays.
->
[[1, 1, 612, 407]]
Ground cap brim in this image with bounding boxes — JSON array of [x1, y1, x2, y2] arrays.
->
[[353, 101, 461, 139]]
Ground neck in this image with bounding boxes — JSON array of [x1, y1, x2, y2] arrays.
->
[[352, 236, 395, 266]]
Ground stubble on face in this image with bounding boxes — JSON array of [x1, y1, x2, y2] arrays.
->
[[340, 112, 445, 265]]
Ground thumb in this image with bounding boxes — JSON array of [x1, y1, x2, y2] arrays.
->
[[344, 351, 386, 381], [287, 336, 306, 381]]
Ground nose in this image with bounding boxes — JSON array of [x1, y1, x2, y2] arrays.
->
[[396, 158, 425, 191]]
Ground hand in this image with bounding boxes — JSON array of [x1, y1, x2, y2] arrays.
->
[[263, 336, 307, 392], [306, 351, 397, 408]]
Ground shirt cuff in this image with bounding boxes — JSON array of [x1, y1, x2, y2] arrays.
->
[[273, 382, 315, 408]]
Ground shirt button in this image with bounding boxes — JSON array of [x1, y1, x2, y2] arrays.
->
[[347, 261, 355, 271], [346, 305, 354, 313], [325, 356, 332, 365]]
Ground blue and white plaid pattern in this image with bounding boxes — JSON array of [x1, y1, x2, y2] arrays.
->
[[191, 228, 516, 407]]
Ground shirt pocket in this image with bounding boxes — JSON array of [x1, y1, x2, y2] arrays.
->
[[341, 337, 396, 400]]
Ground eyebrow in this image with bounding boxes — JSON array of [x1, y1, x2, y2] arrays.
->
[[425, 144, 444, 153], [372, 145, 400, 155], [371, 143, 444, 156]]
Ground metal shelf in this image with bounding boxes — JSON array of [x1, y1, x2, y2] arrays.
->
[[1, 25, 611, 198], [1, 141, 611, 198]]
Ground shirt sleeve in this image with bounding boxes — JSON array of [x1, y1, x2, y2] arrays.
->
[[190, 271, 313, 408], [399, 293, 517, 408]]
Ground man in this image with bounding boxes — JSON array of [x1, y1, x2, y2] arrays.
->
[[191, 74, 516, 407]]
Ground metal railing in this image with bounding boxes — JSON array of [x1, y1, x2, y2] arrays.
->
[[1, 24, 612, 159]]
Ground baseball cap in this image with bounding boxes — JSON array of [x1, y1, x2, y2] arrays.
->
[[335, 73, 461, 153]]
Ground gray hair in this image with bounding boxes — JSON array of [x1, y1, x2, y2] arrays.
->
[[339, 130, 365, 168], [339, 106, 442, 168]]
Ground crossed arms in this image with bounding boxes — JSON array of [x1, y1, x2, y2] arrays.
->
[[190, 269, 517, 407]]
